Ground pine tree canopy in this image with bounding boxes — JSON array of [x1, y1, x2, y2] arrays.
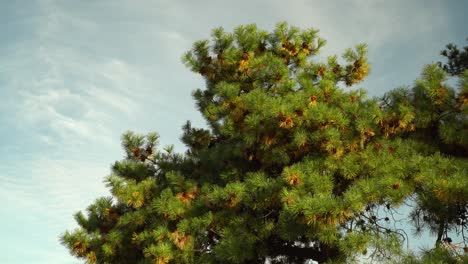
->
[[61, 23, 468, 263]]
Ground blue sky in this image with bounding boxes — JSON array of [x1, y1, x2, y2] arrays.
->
[[0, 0, 467, 263]]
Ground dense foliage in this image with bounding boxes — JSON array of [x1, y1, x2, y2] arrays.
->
[[61, 23, 467, 263]]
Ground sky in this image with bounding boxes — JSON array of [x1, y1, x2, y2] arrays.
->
[[0, 0, 467, 263]]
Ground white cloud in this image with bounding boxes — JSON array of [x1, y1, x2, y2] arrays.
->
[[13, 48, 152, 146], [0, 157, 110, 264], [2, 0, 169, 149]]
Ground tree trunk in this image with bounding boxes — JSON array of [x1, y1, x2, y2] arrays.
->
[[435, 220, 445, 247]]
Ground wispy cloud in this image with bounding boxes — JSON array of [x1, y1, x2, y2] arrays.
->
[[0, 157, 110, 264], [7, 0, 198, 149], [15, 56, 148, 145]]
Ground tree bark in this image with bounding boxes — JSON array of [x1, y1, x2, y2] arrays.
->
[[435, 220, 445, 247]]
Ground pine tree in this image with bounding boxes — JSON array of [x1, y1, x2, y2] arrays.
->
[[61, 23, 467, 263], [383, 43, 468, 262], [438, 39, 468, 76]]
